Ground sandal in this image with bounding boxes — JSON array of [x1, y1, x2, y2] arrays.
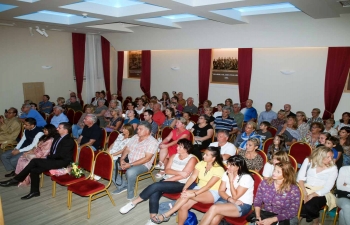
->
[[155, 171, 165, 179], [151, 214, 170, 224]]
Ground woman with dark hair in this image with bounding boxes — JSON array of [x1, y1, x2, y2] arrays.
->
[[339, 127, 350, 166], [183, 112, 194, 130], [305, 121, 324, 149], [199, 155, 254, 225], [159, 92, 170, 108], [135, 98, 146, 115], [119, 139, 197, 224], [267, 135, 287, 160], [337, 112, 350, 130], [190, 115, 213, 159], [15, 124, 57, 186], [255, 162, 300, 225], [120, 109, 139, 131], [151, 146, 226, 224], [161, 107, 176, 128]]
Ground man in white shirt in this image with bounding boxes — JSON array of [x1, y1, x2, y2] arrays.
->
[[209, 130, 236, 161]]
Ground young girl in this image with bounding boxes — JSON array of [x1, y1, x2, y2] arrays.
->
[[262, 151, 289, 179], [267, 135, 287, 160], [213, 103, 224, 118]]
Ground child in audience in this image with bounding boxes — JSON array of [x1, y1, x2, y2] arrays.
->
[[213, 103, 223, 118], [262, 151, 289, 179], [324, 118, 338, 136], [267, 135, 287, 160], [325, 136, 343, 170], [257, 121, 272, 143]]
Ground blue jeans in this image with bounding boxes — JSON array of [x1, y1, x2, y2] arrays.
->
[[343, 154, 350, 166], [337, 198, 350, 225], [72, 125, 82, 139], [139, 180, 185, 214], [1, 150, 23, 171], [115, 163, 148, 199]]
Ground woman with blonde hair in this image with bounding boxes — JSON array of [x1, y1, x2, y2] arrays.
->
[[105, 108, 123, 132], [262, 150, 289, 179], [297, 146, 338, 224], [237, 138, 264, 172]]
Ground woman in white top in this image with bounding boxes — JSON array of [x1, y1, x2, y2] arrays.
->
[[213, 103, 223, 118], [183, 112, 194, 130], [262, 151, 289, 179], [336, 166, 350, 225], [297, 146, 338, 224], [199, 155, 254, 225], [119, 139, 197, 225], [135, 98, 146, 115]]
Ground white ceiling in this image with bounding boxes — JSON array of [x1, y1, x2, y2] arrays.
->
[[0, 0, 349, 34]]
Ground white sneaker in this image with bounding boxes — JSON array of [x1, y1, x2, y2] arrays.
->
[[119, 202, 135, 214], [155, 163, 164, 170], [145, 219, 157, 225]]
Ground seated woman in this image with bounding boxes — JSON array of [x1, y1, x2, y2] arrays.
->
[[151, 146, 226, 225], [262, 150, 289, 179], [237, 138, 264, 172], [191, 115, 214, 160], [135, 98, 146, 115], [305, 122, 324, 149], [267, 135, 287, 160], [297, 146, 338, 224], [94, 99, 108, 127], [72, 104, 94, 139], [277, 116, 301, 146], [203, 107, 215, 126], [105, 108, 123, 133], [339, 127, 350, 166], [198, 100, 212, 115], [255, 162, 300, 225], [183, 112, 194, 130], [111, 93, 122, 111], [119, 139, 197, 223], [337, 112, 350, 130], [213, 103, 223, 118], [56, 97, 66, 112], [103, 100, 119, 123], [170, 102, 182, 118], [161, 107, 176, 128], [296, 111, 310, 140], [157, 117, 190, 171], [106, 124, 134, 190], [120, 109, 139, 131], [199, 155, 254, 225], [235, 121, 262, 150], [336, 166, 350, 225], [15, 124, 57, 185]]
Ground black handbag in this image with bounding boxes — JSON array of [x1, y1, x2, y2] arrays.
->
[[335, 189, 350, 199], [114, 156, 129, 185], [246, 210, 290, 225]]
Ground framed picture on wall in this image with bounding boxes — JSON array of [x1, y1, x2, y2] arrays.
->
[[211, 49, 239, 85], [128, 51, 142, 79]]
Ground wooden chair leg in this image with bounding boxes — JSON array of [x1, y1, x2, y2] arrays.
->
[[40, 173, 44, 188], [134, 177, 139, 197], [52, 181, 56, 197], [68, 191, 72, 209]]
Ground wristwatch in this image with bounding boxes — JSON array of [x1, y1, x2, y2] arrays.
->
[[130, 163, 133, 167]]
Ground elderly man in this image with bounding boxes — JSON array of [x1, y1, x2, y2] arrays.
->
[[209, 130, 237, 161], [214, 106, 238, 135], [177, 92, 186, 108], [143, 109, 158, 137], [20, 104, 47, 128], [113, 121, 158, 199], [50, 106, 69, 128], [152, 103, 165, 126], [240, 99, 257, 122], [66, 92, 81, 105], [38, 95, 53, 114], [66, 96, 82, 111], [1, 118, 43, 177], [0, 122, 74, 200], [0, 107, 21, 145], [77, 114, 101, 151], [258, 102, 277, 125], [183, 97, 198, 114], [230, 103, 244, 128], [284, 104, 296, 117], [307, 108, 323, 125]]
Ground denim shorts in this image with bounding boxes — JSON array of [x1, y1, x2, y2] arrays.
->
[[193, 186, 220, 202], [216, 197, 252, 216]]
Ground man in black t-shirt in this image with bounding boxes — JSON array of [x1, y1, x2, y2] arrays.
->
[[77, 114, 101, 151]]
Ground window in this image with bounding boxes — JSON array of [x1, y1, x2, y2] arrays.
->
[[128, 50, 142, 79]]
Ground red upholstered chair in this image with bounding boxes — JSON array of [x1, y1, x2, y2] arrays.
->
[[161, 127, 173, 140], [262, 137, 274, 155], [288, 154, 298, 172], [190, 114, 200, 123], [80, 99, 84, 107], [100, 128, 107, 151], [107, 131, 119, 149], [67, 152, 115, 218], [46, 113, 54, 124], [51, 145, 94, 198], [256, 150, 267, 175], [289, 142, 312, 169], [212, 107, 218, 114], [73, 110, 83, 124], [40, 140, 78, 188], [139, 113, 145, 121], [189, 132, 195, 144], [66, 108, 75, 124], [267, 126, 277, 137], [224, 171, 263, 225]]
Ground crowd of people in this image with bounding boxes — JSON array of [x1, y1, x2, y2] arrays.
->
[[1, 90, 350, 225]]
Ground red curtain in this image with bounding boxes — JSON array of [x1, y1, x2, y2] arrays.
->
[[117, 51, 124, 97], [198, 49, 212, 104], [101, 36, 111, 101], [238, 48, 253, 109], [140, 50, 151, 98], [323, 47, 350, 119], [72, 33, 86, 100]]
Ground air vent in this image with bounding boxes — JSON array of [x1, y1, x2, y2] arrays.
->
[[338, 1, 350, 7]]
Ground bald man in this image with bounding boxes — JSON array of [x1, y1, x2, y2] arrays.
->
[[284, 104, 296, 117]]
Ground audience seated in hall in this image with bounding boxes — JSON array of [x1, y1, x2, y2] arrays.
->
[[213, 103, 223, 118], [77, 114, 102, 151], [237, 137, 264, 172], [258, 102, 277, 125], [159, 92, 170, 108], [305, 121, 324, 149], [95, 99, 108, 128], [38, 94, 53, 114], [91, 91, 100, 106], [336, 166, 350, 225], [50, 106, 69, 128], [121, 109, 139, 132], [203, 107, 215, 126], [267, 135, 287, 160], [339, 127, 350, 166], [324, 118, 338, 136], [270, 109, 286, 129], [240, 99, 258, 122], [337, 112, 350, 131], [30, 103, 37, 111], [56, 97, 66, 112], [183, 97, 198, 114], [111, 93, 122, 111], [182, 112, 194, 130], [0, 107, 21, 145], [170, 95, 183, 113], [177, 92, 186, 108], [198, 100, 212, 115], [234, 121, 262, 150], [66, 96, 82, 112], [105, 108, 123, 133], [277, 116, 300, 146], [19, 104, 47, 128], [224, 98, 233, 112], [262, 150, 289, 179], [191, 115, 214, 160], [103, 100, 119, 125], [65, 92, 81, 105], [135, 98, 146, 115], [162, 107, 176, 128]]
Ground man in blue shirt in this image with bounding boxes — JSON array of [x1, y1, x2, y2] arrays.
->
[[240, 99, 258, 122], [50, 106, 69, 128], [20, 104, 47, 128], [39, 95, 53, 114], [258, 102, 277, 125]]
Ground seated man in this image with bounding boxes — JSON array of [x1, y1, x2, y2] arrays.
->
[[66, 96, 82, 112], [38, 95, 53, 114], [77, 114, 101, 151], [214, 106, 238, 135], [66, 92, 81, 105], [152, 103, 166, 126], [230, 103, 244, 129], [143, 109, 159, 137], [240, 99, 257, 122], [0, 107, 21, 145], [113, 121, 158, 199], [1, 118, 43, 177], [20, 104, 47, 128], [0, 122, 74, 200], [50, 106, 69, 128], [209, 130, 236, 161], [183, 97, 198, 114]]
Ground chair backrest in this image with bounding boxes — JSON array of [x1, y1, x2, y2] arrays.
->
[[107, 131, 120, 148], [212, 107, 218, 114], [211, 129, 216, 142], [73, 140, 79, 162], [287, 154, 298, 172], [267, 126, 277, 137], [100, 128, 107, 150], [249, 170, 263, 197], [256, 150, 267, 175], [190, 114, 200, 123], [139, 113, 145, 121], [263, 137, 274, 154], [117, 96, 123, 103], [122, 99, 130, 111], [46, 113, 54, 124], [78, 146, 95, 172], [80, 99, 84, 107], [161, 126, 173, 140], [73, 111, 83, 124], [93, 152, 113, 180], [17, 123, 24, 141], [289, 142, 312, 165], [66, 108, 75, 124], [189, 131, 194, 144]]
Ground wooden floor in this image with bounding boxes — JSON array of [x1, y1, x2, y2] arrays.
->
[[0, 154, 337, 225]]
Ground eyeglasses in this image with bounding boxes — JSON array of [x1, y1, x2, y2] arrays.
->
[[311, 126, 319, 129]]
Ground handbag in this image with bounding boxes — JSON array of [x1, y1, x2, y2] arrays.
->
[[246, 210, 278, 223], [335, 189, 350, 199], [114, 156, 129, 186], [184, 211, 198, 225]]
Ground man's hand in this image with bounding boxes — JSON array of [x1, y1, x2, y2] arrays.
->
[[12, 149, 20, 156]]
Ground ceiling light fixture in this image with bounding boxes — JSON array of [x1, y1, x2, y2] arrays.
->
[[29, 27, 34, 36], [36, 26, 44, 35], [42, 29, 48, 37]]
